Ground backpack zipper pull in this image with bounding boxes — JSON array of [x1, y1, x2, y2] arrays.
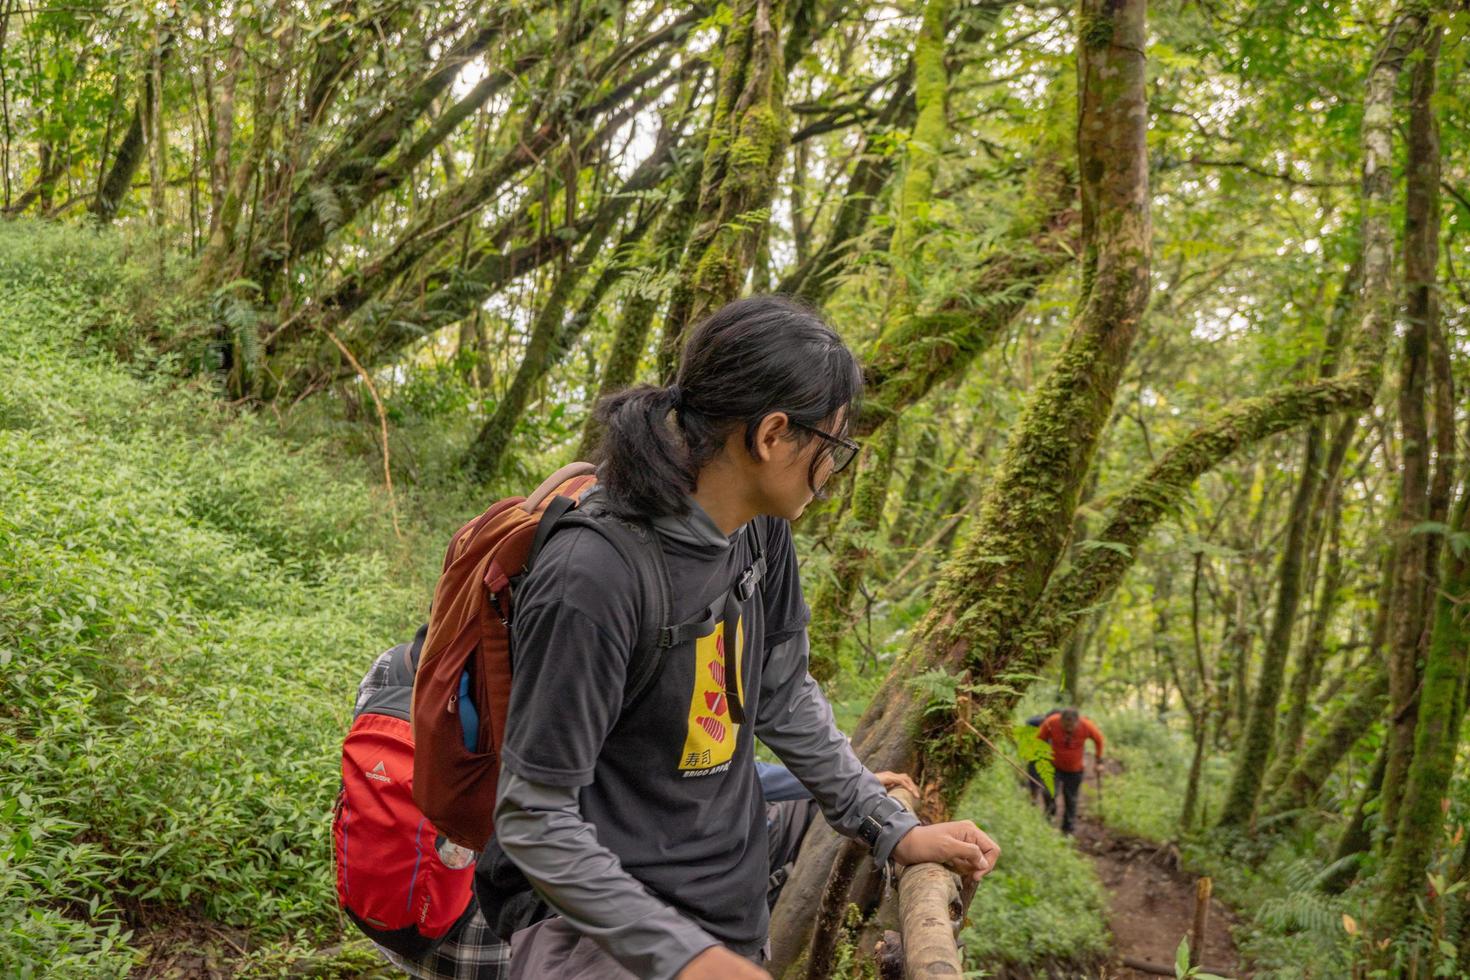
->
[[448, 693, 458, 714]]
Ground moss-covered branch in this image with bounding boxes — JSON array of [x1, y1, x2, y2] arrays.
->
[[770, 0, 1149, 967], [660, 0, 789, 373]]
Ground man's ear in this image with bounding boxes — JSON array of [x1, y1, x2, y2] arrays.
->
[[753, 412, 791, 463]]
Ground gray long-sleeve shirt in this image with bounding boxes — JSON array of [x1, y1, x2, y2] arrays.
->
[[492, 500, 918, 979]]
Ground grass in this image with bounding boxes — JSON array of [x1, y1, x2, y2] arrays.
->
[[956, 764, 1112, 975], [0, 223, 440, 975]]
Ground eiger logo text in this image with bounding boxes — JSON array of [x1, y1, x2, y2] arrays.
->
[[365, 760, 392, 784]]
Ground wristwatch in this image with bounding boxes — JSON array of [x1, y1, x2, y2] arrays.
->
[[857, 795, 908, 849]]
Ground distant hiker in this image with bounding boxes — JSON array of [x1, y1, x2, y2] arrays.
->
[[1036, 707, 1104, 835], [1023, 707, 1062, 811], [486, 297, 1000, 979]]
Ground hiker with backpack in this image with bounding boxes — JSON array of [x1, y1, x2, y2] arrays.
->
[[335, 624, 916, 978], [1035, 707, 1105, 835], [475, 297, 1000, 978]]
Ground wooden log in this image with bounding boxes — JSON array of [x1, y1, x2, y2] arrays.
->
[[897, 863, 963, 978], [1121, 955, 1175, 976], [1190, 876, 1213, 969], [887, 786, 968, 978]]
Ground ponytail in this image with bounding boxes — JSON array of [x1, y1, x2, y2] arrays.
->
[[593, 384, 695, 518], [593, 295, 862, 520]]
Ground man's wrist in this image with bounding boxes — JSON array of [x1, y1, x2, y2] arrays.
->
[[867, 801, 921, 867]]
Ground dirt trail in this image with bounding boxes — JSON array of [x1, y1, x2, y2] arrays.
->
[[1070, 759, 1246, 979]]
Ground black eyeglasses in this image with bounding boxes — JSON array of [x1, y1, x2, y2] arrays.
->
[[791, 420, 860, 475]]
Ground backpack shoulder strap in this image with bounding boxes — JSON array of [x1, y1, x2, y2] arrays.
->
[[536, 505, 701, 708]]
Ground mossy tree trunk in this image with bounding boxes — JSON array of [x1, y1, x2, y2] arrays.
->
[[770, 1, 1150, 969], [1378, 475, 1468, 939], [806, 0, 950, 678], [1376, 23, 1464, 943], [659, 0, 789, 375], [1378, 19, 1447, 842], [1262, 473, 1346, 799], [1012, 0, 1423, 835]]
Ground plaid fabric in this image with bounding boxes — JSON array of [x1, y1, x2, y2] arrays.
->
[[376, 906, 511, 980], [355, 647, 398, 715]]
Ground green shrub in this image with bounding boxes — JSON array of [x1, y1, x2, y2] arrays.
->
[[0, 222, 434, 974], [956, 764, 1111, 973]]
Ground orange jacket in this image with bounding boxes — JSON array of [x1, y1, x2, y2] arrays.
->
[[1036, 716, 1104, 773]]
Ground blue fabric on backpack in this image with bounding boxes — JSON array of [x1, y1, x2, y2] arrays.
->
[[457, 669, 479, 751], [755, 761, 810, 802]]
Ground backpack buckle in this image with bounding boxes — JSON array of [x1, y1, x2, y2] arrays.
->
[[734, 566, 758, 602]]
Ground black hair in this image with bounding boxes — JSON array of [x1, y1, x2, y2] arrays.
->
[[593, 295, 862, 520]]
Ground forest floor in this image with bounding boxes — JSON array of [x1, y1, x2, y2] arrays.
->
[[1072, 758, 1245, 979]]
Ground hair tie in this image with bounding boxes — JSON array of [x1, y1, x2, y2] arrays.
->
[[666, 384, 683, 408]]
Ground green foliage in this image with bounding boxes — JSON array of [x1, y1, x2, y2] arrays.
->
[[1084, 709, 1230, 842], [0, 223, 433, 972], [956, 765, 1111, 973], [1173, 936, 1227, 979], [1012, 722, 1055, 796]]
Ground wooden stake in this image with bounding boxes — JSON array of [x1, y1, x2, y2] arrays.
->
[[1190, 876, 1213, 970]]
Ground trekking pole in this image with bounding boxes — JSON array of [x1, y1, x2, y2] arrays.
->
[[1094, 763, 1104, 820]]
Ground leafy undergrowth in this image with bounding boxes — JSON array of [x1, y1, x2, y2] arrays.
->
[[956, 764, 1112, 975], [1079, 706, 1403, 978], [0, 223, 438, 975]]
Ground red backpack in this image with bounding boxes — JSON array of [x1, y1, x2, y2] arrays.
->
[[410, 462, 745, 852], [332, 627, 476, 957]]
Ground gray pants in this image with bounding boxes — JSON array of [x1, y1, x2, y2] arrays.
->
[[1049, 769, 1084, 834], [507, 917, 765, 979]]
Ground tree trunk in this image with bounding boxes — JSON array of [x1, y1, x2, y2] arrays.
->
[[146, 30, 166, 227], [1375, 24, 1463, 942], [1378, 18, 1442, 841], [90, 30, 175, 225], [659, 0, 789, 375], [193, 21, 291, 289], [1261, 414, 1354, 800], [207, 29, 244, 236], [770, 1, 1151, 968], [1379, 469, 1468, 939]]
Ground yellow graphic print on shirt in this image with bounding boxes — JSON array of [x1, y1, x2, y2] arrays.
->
[[678, 615, 744, 775]]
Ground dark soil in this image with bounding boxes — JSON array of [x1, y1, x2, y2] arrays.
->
[[1075, 819, 1244, 979], [1065, 758, 1246, 979]]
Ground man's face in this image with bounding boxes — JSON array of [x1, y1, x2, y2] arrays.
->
[[1061, 717, 1078, 735]]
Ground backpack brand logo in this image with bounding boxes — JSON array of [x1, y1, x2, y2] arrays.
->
[[365, 760, 392, 784]]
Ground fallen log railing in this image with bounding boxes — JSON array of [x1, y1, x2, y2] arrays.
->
[[887, 787, 974, 978]]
